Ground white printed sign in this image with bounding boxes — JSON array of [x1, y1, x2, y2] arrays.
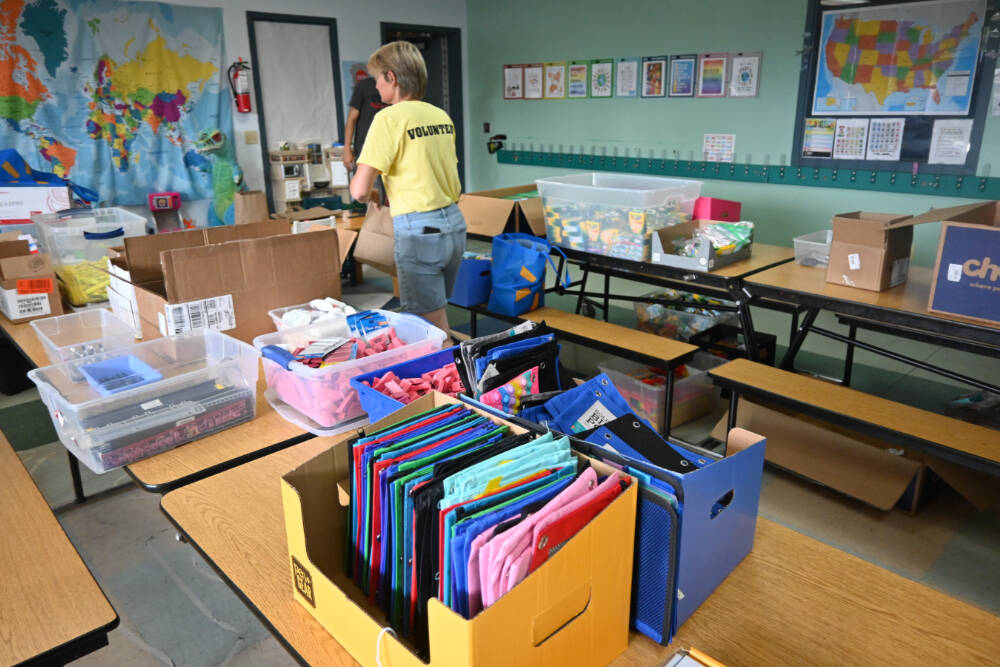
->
[[0, 288, 50, 320], [163, 294, 236, 335], [571, 400, 617, 432]]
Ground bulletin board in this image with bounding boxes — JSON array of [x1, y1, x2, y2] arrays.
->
[[791, 0, 997, 175]]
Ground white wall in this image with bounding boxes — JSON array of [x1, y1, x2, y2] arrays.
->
[[137, 0, 468, 195]]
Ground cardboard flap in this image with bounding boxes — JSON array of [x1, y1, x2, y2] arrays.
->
[[280, 206, 340, 222], [518, 196, 546, 235], [903, 202, 999, 228], [203, 219, 289, 245], [335, 228, 357, 266], [0, 239, 31, 261], [0, 253, 51, 280], [458, 193, 516, 236], [0, 232, 25, 243]]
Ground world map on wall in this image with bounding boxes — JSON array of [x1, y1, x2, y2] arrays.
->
[[813, 0, 983, 115], [0, 0, 230, 205]]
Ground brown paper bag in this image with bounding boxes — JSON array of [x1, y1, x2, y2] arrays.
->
[[234, 190, 269, 225]]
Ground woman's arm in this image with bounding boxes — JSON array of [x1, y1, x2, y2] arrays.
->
[[349, 163, 380, 203]]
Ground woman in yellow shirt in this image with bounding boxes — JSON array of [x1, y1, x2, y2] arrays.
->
[[349, 41, 465, 335]]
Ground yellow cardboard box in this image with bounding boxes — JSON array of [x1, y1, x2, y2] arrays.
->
[[282, 392, 637, 666]]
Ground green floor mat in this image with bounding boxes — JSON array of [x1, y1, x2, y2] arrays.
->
[[0, 400, 58, 451]]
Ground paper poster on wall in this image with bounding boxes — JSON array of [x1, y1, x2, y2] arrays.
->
[[697, 53, 728, 97], [524, 63, 544, 99], [641, 56, 667, 98], [703, 133, 735, 162], [928, 118, 973, 164], [865, 118, 905, 160], [729, 51, 761, 97], [590, 59, 613, 98], [668, 54, 697, 97], [802, 118, 836, 157], [832, 118, 869, 159], [503, 65, 524, 99], [616, 58, 639, 97], [544, 62, 567, 99], [568, 61, 589, 98]]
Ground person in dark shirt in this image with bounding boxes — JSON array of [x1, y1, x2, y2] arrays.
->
[[343, 77, 388, 173]]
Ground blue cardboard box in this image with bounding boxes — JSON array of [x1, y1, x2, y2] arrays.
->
[[929, 210, 1000, 325], [448, 257, 492, 307]]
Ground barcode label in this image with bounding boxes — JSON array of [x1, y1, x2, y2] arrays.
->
[[164, 294, 236, 334], [17, 277, 54, 294]]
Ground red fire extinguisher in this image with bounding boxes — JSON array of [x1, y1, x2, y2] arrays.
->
[[228, 58, 252, 113]]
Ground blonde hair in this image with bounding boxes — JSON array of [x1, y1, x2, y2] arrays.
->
[[368, 41, 427, 100]]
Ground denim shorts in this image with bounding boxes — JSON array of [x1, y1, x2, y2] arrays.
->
[[393, 203, 467, 315]]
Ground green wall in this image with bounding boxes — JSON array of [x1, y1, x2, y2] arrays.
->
[[465, 0, 1000, 267]]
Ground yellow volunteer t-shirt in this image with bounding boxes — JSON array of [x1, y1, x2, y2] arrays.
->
[[357, 101, 461, 216]]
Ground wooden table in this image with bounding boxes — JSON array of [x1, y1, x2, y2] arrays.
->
[[0, 431, 118, 665], [161, 438, 1000, 667], [746, 263, 1000, 391]]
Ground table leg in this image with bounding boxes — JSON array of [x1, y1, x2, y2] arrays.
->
[[663, 369, 675, 438], [731, 283, 760, 363], [726, 390, 739, 435], [68, 452, 86, 504], [842, 322, 858, 387], [780, 307, 819, 371], [602, 273, 610, 322], [574, 267, 590, 315], [470, 310, 478, 338]]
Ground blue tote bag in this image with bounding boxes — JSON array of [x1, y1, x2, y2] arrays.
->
[[487, 233, 566, 317]]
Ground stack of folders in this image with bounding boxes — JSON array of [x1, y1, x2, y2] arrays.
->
[[575, 415, 702, 645], [347, 402, 631, 657], [452, 320, 573, 415]]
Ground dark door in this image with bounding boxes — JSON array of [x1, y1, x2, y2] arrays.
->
[[380, 24, 464, 189]]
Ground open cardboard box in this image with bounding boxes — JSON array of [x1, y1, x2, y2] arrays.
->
[[650, 220, 753, 272], [281, 391, 637, 667], [0, 237, 62, 323], [826, 211, 914, 292], [458, 185, 544, 238]]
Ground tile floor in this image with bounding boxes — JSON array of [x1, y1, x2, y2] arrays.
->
[[6, 266, 1000, 665]]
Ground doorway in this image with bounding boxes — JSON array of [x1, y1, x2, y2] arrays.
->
[[380, 23, 464, 188], [248, 12, 344, 212]]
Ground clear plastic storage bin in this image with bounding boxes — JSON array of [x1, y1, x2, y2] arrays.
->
[[31, 309, 136, 364], [536, 173, 702, 261], [793, 229, 833, 267], [599, 352, 727, 431], [27, 329, 260, 473], [267, 299, 356, 331], [634, 289, 737, 341], [254, 310, 446, 435], [34, 207, 149, 305], [34, 207, 149, 264]]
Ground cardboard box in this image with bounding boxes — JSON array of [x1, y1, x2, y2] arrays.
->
[[826, 211, 914, 291], [693, 197, 741, 222], [122, 219, 290, 284], [0, 239, 63, 323], [923, 201, 1000, 325], [135, 229, 343, 343], [0, 185, 70, 224], [281, 392, 637, 667], [458, 185, 544, 238], [651, 220, 753, 272]]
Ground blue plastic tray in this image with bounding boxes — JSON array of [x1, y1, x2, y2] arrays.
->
[[350, 347, 458, 424], [79, 354, 164, 396]]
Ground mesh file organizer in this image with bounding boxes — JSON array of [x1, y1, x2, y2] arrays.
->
[[631, 487, 679, 643]]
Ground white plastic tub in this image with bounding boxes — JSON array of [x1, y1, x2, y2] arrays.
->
[[794, 229, 833, 267], [253, 310, 446, 435], [31, 309, 136, 364], [537, 173, 703, 261], [28, 329, 259, 473]]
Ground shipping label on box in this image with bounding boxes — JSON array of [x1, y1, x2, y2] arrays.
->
[[929, 222, 1000, 325], [160, 294, 236, 336], [0, 287, 51, 319]]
